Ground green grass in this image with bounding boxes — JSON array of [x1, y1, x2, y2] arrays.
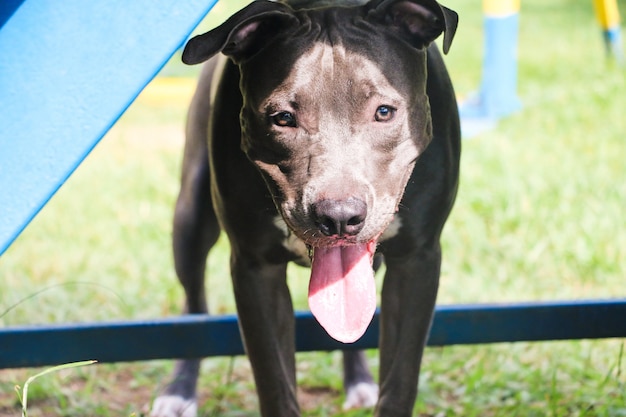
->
[[1, 0, 625, 415]]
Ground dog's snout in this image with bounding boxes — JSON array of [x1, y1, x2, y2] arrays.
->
[[313, 198, 367, 237]]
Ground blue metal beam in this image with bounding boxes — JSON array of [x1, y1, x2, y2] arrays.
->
[[1, 300, 625, 369]]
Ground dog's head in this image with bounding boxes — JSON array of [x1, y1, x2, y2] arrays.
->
[[183, 0, 457, 342]]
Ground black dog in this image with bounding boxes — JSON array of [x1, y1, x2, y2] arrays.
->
[[152, 1, 459, 416]]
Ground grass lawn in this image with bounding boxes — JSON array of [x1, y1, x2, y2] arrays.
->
[[1, 0, 625, 416]]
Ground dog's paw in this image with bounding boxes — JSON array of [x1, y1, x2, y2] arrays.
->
[[343, 382, 379, 410], [150, 395, 198, 417]]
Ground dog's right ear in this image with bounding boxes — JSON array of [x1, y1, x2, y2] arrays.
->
[[182, 1, 298, 65], [366, 0, 458, 54]]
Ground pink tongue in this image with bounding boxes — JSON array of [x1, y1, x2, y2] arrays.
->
[[308, 242, 377, 343]]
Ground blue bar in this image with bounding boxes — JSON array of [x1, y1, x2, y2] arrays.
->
[[1, 300, 625, 369]]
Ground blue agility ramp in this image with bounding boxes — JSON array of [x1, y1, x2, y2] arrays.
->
[[0, 0, 218, 256]]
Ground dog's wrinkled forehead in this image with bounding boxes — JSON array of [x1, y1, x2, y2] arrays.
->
[[282, 42, 400, 94], [249, 40, 407, 118], [236, 6, 431, 108]]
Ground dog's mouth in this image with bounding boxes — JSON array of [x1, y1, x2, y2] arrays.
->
[[308, 240, 377, 343]]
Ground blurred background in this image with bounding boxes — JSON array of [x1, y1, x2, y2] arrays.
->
[[1, 1, 625, 415]]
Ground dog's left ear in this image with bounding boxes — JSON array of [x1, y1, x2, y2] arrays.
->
[[367, 0, 458, 54]]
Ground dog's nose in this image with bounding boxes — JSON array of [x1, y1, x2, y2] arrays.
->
[[313, 198, 367, 237]]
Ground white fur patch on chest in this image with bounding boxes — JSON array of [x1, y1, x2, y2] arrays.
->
[[379, 216, 402, 242], [273, 215, 311, 265]]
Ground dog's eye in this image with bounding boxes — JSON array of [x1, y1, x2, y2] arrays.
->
[[271, 111, 297, 128], [374, 105, 396, 122]]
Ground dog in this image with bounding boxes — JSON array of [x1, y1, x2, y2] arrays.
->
[[151, 1, 459, 416]]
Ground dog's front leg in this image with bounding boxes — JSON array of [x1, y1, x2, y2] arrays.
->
[[231, 254, 300, 417], [376, 246, 442, 417]]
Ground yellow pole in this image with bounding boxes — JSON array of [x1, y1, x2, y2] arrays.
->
[[592, 0, 623, 64], [483, 0, 520, 17], [593, 0, 621, 30]]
